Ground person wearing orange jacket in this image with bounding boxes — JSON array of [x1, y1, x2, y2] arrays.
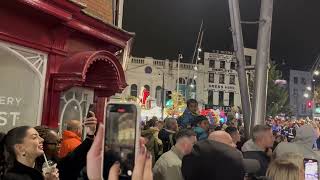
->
[[59, 120, 82, 158]]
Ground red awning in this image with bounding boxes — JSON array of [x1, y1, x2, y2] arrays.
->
[[53, 50, 127, 97]]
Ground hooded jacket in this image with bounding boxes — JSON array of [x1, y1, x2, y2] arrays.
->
[[274, 125, 320, 162], [59, 130, 81, 158], [241, 139, 270, 177]]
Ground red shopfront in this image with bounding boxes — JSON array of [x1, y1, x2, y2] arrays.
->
[[0, 0, 134, 132]]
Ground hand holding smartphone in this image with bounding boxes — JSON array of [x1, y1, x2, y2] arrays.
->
[[103, 103, 140, 179]]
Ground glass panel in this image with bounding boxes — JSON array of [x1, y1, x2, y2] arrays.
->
[[0, 49, 41, 132], [61, 101, 81, 129]]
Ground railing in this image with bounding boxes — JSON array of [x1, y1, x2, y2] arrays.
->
[[130, 57, 197, 70], [153, 60, 165, 66], [131, 58, 145, 64]]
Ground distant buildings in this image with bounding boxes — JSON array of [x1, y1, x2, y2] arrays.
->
[[289, 70, 313, 118], [122, 48, 257, 112]]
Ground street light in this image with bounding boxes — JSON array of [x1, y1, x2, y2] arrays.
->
[[198, 48, 202, 52], [314, 70, 320, 76], [304, 93, 310, 98], [307, 86, 312, 91]]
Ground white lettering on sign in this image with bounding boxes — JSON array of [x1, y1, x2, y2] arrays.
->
[[0, 96, 22, 106], [0, 112, 20, 126]]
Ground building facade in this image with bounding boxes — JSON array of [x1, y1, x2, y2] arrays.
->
[[0, 0, 133, 132], [289, 70, 313, 118], [122, 48, 256, 111]]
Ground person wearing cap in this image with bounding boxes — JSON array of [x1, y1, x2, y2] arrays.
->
[[193, 115, 210, 141], [153, 129, 197, 180], [242, 125, 274, 177]]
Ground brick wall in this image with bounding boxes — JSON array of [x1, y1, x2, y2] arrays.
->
[[75, 0, 113, 24]]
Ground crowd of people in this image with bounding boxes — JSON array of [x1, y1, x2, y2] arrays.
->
[[1, 99, 320, 180]]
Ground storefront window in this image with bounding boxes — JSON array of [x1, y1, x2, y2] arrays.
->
[[0, 43, 47, 132]]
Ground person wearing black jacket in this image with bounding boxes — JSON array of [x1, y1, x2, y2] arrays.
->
[[241, 125, 274, 177], [0, 126, 58, 180], [35, 112, 97, 180], [158, 118, 178, 153]]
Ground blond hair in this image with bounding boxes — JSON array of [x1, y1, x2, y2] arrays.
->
[[266, 159, 301, 180], [277, 152, 304, 169]]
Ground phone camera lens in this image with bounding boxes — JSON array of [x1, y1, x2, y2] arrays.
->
[[127, 170, 132, 176]]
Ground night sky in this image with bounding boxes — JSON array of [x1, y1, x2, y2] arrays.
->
[[123, 0, 320, 72]]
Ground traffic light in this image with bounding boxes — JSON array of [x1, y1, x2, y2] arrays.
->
[[307, 100, 313, 108], [316, 103, 320, 114]]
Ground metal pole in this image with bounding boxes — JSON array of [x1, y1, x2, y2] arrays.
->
[[161, 72, 165, 120], [117, 0, 124, 28], [177, 54, 182, 93], [251, 0, 274, 128], [228, 0, 252, 139]]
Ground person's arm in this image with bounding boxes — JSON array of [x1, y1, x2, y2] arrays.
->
[[57, 138, 94, 179], [58, 113, 97, 179]]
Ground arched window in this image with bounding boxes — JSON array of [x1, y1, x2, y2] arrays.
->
[[187, 79, 197, 99], [144, 85, 150, 91], [177, 78, 187, 97], [179, 78, 186, 84], [130, 84, 138, 97]]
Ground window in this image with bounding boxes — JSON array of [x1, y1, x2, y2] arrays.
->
[[209, 73, 215, 83], [230, 75, 235, 85], [293, 88, 298, 96], [145, 66, 152, 74], [0, 43, 47, 132], [294, 77, 298, 84], [301, 78, 306, 85], [130, 84, 138, 97], [219, 91, 224, 106], [229, 92, 234, 106], [230, 62, 236, 70], [179, 78, 186, 84], [144, 85, 150, 91], [209, 60, 215, 68], [220, 61, 225, 69], [219, 74, 225, 84], [208, 90, 213, 105], [245, 56, 252, 66]]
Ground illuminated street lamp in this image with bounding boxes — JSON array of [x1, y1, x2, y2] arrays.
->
[[190, 84, 195, 88], [314, 70, 320, 76], [307, 86, 312, 91], [304, 93, 310, 98], [198, 48, 202, 52]]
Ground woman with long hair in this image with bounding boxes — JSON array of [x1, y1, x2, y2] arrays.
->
[[266, 153, 304, 180], [0, 126, 58, 180]]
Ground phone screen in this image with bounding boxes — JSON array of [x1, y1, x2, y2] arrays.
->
[[104, 104, 137, 178], [305, 159, 319, 180]]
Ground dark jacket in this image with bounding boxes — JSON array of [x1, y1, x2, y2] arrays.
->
[[242, 139, 270, 177], [35, 137, 93, 180], [177, 109, 197, 128], [158, 129, 176, 153], [4, 161, 44, 180]]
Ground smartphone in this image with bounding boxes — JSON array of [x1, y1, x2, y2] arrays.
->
[[304, 158, 319, 180], [86, 104, 95, 118], [82, 104, 95, 140], [103, 103, 140, 179]]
